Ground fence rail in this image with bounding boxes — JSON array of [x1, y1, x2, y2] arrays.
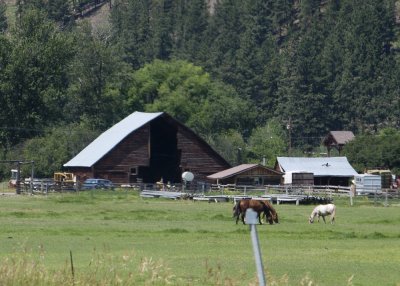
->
[[5, 181, 400, 206]]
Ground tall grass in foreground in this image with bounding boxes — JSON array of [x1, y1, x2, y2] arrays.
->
[[0, 248, 175, 286], [0, 248, 358, 286]]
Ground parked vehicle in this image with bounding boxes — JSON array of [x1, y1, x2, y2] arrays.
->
[[82, 178, 114, 190]]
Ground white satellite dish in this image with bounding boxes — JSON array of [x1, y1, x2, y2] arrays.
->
[[182, 171, 194, 182]]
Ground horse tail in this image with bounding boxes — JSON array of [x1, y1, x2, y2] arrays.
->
[[233, 202, 239, 218], [233, 200, 244, 217]]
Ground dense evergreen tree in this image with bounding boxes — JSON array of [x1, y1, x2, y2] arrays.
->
[[0, 35, 11, 152], [332, 0, 396, 132], [235, 1, 274, 109], [174, 0, 209, 63], [110, 0, 153, 68], [1, 0, 400, 175], [204, 0, 243, 84], [0, 0, 7, 33], [67, 21, 127, 130]]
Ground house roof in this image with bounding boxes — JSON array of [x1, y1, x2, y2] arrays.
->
[[323, 131, 355, 145], [64, 111, 163, 167], [276, 157, 358, 177], [207, 164, 282, 180]]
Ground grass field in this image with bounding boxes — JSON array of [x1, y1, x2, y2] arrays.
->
[[0, 190, 399, 285]]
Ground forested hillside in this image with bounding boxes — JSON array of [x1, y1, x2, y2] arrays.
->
[[0, 0, 399, 178]]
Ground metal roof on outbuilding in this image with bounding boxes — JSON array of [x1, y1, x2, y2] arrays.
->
[[276, 157, 358, 177], [207, 164, 282, 180], [64, 111, 163, 167]]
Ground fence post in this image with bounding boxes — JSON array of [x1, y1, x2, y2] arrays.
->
[[384, 190, 388, 207], [349, 191, 353, 206]]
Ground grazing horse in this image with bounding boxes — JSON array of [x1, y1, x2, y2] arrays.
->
[[233, 199, 278, 225], [262, 200, 279, 224], [309, 204, 336, 224]]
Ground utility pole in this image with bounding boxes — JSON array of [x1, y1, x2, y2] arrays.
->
[[286, 117, 292, 156]]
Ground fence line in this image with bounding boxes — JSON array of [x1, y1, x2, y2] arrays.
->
[[8, 181, 400, 206]]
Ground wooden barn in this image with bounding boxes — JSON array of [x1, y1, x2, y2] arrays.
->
[[63, 112, 231, 184], [207, 164, 283, 186], [322, 131, 355, 156]]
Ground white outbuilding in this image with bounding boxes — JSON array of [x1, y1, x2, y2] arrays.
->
[[275, 157, 358, 186]]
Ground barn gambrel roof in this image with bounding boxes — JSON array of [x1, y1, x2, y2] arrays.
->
[[276, 157, 358, 177]]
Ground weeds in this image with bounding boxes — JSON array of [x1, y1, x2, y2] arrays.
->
[[0, 248, 175, 286]]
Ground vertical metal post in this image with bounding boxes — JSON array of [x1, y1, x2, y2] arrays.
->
[[287, 117, 292, 157], [16, 162, 21, 195], [30, 161, 34, 194], [246, 208, 266, 286]]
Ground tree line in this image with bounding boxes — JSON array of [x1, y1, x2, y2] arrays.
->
[[0, 0, 399, 179]]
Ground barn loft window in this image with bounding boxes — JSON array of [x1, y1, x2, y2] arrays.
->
[[130, 167, 137, 175]]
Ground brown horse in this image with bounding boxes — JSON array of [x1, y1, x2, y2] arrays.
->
[[262, 200, 279, 224], [233, 199, 278, 225]]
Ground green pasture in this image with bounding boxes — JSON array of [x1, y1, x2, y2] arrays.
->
[[0, 190, 399, 285]]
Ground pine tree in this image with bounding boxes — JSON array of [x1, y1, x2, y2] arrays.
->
[[0, 0, 7, 33]]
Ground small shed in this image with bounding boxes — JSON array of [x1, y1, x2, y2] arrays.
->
[[64, 112, 230, 184], [322, 131, 355, 156], [207, 164, 283, 185], [283, 171, 314, 185], [275, 157, 358, 186]]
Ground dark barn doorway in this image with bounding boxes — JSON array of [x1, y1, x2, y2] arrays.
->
[[143, 117, 181, 183]]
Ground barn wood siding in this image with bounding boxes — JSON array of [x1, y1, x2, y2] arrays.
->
[[241, 166, 279, 176], [93, 125, 150, 183], [69, 167, 93, 182], [237, 168, 281, 184], [177, 128, 229, 180]]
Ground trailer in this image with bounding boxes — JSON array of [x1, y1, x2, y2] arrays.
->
[[354, 174, 381, 195], [365, 169, 392, 189]]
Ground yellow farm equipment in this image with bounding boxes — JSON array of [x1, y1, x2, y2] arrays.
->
[[53, 172, 76, 191]]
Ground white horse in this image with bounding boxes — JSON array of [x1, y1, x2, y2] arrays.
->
[[309, 204, 336, 224]]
